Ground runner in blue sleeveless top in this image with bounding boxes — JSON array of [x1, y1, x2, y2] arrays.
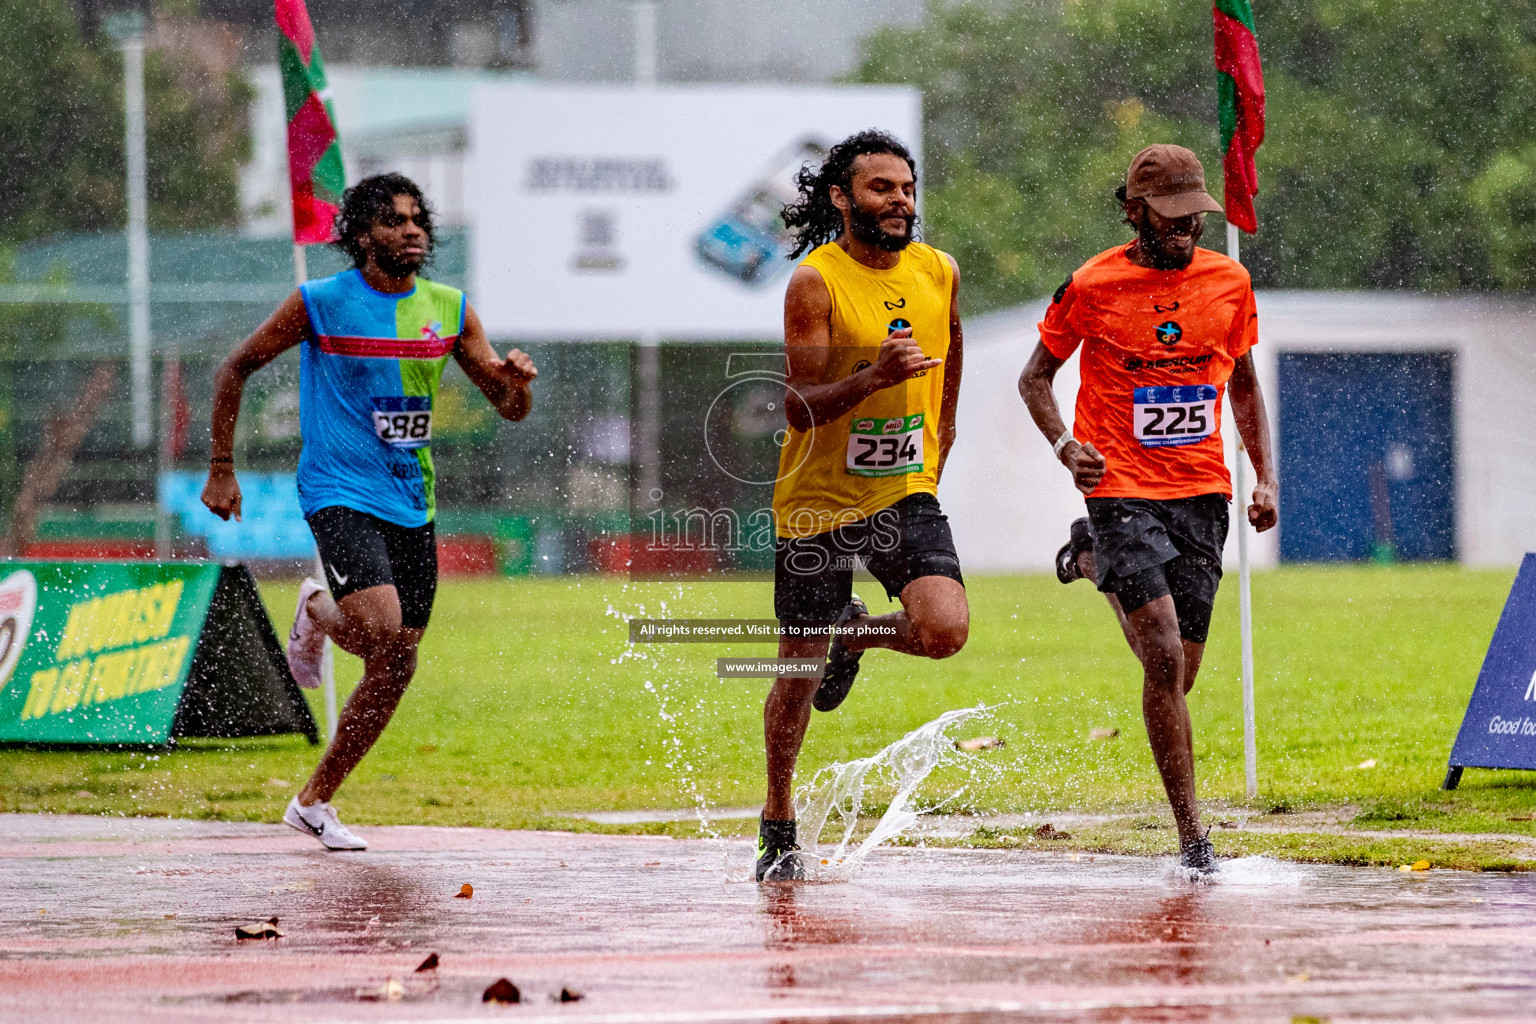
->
[[202, 174, 537, 850]]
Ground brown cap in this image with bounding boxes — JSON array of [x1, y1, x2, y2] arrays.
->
[[1125, 144, 1224, 218]]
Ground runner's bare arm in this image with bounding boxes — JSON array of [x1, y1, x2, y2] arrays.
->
[[202, 290, 310, 521], [1228, 352, 1277, 532], [935, 254, 963, 482], [1018, 342, 1105, 495], [454, 303, 536, 422], [782, 264, 941, 432]]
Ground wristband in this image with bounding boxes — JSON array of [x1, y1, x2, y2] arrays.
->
[[1051, 431, 1075, 459]]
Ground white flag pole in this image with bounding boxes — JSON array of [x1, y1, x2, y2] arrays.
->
[[1228, 221, 1257, 800], [293, 242, 337, 742]]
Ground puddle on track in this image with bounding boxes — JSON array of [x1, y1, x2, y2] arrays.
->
[[2, 814, 1536, 1022]]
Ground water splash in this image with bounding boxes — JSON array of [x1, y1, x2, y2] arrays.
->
[[795, 705, 993, 882], [1204, 855, 1308, 887]]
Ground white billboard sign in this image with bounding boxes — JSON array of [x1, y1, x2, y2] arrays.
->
[[468, 85, 921, 340]]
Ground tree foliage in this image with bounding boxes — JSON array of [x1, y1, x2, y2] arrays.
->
[[856, 0, 1536, 310], [0, 0, 251, 243]]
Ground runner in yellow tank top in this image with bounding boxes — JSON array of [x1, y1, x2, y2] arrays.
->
[[756, 130, 969, 883], [772, 240, 952, 531]]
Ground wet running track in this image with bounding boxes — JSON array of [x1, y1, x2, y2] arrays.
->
[[2, 814, 1534, 1022]]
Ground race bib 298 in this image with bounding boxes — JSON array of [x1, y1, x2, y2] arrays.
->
[[371, 395, 432, 450], [1132, 385, 1217, 448]]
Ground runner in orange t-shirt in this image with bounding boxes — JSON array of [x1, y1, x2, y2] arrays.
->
[[1019, 145, 1278, 874]]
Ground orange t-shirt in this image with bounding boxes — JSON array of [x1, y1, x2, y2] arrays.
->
[[1038, 244, 1257, 500]]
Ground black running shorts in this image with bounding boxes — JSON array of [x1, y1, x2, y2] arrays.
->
[[774, 493, 964, 628], [307, 505, 438, 630], [1084, 493, 1228, 644]]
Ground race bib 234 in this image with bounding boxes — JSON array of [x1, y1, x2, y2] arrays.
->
[[847, 413, 924, 477]]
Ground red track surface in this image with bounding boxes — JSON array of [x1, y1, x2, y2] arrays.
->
[[2, 814, 1534, 1022]]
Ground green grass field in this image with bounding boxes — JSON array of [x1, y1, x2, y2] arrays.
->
[[4, 566, 1535, 865]]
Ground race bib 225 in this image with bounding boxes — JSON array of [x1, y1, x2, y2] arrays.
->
[[1132, 385, 1217, 448]]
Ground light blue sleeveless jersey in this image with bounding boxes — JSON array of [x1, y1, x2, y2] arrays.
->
[[296, 268, 465, 527]]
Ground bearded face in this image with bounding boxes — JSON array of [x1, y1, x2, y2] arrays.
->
[[847, 192, 916, 252], [837, 152, 918, 253]]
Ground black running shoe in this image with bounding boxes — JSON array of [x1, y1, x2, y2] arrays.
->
[[1055, 517, 1095, 584], [1179, 829, 1219, 875], [812, 596, 868, 713], [755, 818, 805, 882]]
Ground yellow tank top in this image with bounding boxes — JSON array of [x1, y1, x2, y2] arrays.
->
[[773, 241, 954, 538]]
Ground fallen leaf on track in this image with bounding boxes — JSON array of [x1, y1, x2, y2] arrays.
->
[[1089, 728, 1119, 741], [559, 987, 584, 1002], [455, 883, 473, 899], [415, 952, 439, 972], [483, 978, 521, 1003], [355, 977, 405, 1002], [956, 736, 1004, 751], [235, 916, 283, 940], [1033, 824, 1071, 840]]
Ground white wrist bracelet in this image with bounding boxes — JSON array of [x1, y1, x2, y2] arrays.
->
[[1052, 431, 1074, 458]]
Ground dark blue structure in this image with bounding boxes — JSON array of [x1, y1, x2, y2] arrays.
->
[[1444, 553, 1536, 789], [1277, 352, 1457, 562]]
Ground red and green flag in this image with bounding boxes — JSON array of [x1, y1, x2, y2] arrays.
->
[[276, 0, 344, 244], [1213, 0, 1265, 233]]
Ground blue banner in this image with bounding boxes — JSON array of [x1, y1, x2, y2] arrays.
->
[[1445, 553, 1536, 788]]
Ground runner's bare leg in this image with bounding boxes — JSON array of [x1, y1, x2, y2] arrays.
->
[[838, 576, 969, 659], [1123, 595, 1203, 847], [763, 576, 968, 820], [763, 635, 830, 821], [298, 584, 422, 805]]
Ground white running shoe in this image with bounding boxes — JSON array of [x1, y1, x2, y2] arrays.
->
[[284, 795, 368, 850], [287, 577, 328, 689]]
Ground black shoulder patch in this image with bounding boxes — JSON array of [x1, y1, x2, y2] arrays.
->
[[1052, 274, 1073, 304]]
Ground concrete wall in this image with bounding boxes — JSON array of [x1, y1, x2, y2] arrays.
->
[[942, 290, 1536, 574]]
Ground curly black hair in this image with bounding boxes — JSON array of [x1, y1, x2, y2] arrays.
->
[[781, 129, 917, 259], [333, 172, 436, 269]]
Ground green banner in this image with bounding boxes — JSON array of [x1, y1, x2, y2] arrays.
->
[[0, 562, 316, 746]]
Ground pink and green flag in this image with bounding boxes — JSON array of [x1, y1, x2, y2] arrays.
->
[[1214, 0, 1265, 234], [276, 0, 344, 244]]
